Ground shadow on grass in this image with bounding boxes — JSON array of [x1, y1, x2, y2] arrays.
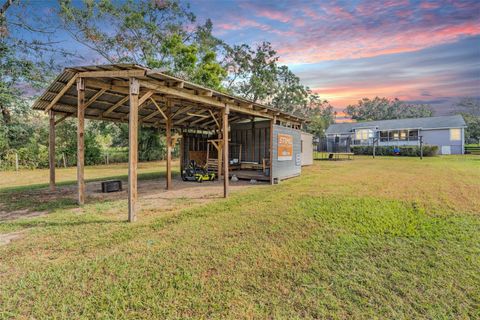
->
[[4, 217, 124, 229], [0, 171, 170, 193], [0, 171, 177, 221]]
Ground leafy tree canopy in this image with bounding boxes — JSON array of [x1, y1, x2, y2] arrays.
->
[[454, 97, 480, 144], [58, 0, 226, 89], [344, 97, 434, 121]]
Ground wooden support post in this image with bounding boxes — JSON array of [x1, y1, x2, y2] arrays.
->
[[217, 111, 223, 179], [49, 110, 56, 191], [222, 106, 229, 198], [251, 118, 256, 162], [179, 129, 184, 174], [270, 118, 275, 185], [166, 101, 173, 190], [128, 78, 139, 222], [77, 78, 86, 205]]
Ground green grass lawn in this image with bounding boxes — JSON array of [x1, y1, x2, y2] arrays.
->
[[1, 156, 479, 318]]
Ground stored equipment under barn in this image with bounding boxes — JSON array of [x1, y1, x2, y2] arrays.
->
[[33, 64, 312, 221]]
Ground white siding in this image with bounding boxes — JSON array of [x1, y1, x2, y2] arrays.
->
[[301, 132, 313, 166]]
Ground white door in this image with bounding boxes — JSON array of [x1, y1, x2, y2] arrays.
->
[[441, 146, 451, 155]]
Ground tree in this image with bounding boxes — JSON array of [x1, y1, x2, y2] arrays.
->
[[270, 65, 310, 114], [455, 97, 480, 144], [1, 0, 65, 153], [222, 41, 278, 102], [58, 0, 226, 89], [304, 96, 335, 137], [345, 97, 434, 121], [223, 41, 315, 116]]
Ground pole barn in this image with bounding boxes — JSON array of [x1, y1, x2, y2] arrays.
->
[[33, 64, 309, 221]]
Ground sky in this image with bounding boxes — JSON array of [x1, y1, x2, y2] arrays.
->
[[193, 0, 480, 115], [8, 0, 480, 116]]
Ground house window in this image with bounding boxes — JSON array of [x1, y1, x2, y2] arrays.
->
[[450, 128, 461, 141], [380, 131, 389, 142], [355, 129, 372, 141], [408, 130, 419, 141], [389, 130, 399, 140], [399, 130, 407, 141]]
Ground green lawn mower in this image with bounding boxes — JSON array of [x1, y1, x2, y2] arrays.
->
[[181, 160, 216, 183]]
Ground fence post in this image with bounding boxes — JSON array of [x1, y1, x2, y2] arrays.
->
[[15, 152, 19, 171], [63, 153, 67, 168]]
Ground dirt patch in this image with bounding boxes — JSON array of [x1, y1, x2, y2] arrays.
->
[[0, 208, 47, 221], [0, 176, 264, 221], [0, 231, 24, 246]]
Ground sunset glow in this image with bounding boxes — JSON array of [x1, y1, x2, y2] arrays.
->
[[195, 0, 480, 114]]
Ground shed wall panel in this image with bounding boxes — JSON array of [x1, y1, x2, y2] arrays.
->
[[272, 125, 302, 181]]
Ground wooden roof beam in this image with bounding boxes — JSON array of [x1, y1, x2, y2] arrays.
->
[[200, 90, 213, 97], [172, 105, 195, 118], [102, 96, 129, 117], [44, 73, 78, 113], [173, 81, 184, 88], [149, 97, 168, 120], [83, 89, 107, 110], [208, 109, 220, 128], [78, 69, 146, 78], [140, 79, 225, 109], [190, 112, 211, 125], [174, 114, 197, 125], [54, 113, 72, 125], [140, 79, 274, 119]]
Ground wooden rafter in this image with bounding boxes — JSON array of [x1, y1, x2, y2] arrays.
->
[[187, 112, 209, 119], [83, 89, 107, 110], [44, 73, 78, 113], [208, 109, 220, 128], [190, 111, 211, 125], [172, 105, 194, 118], [174, 113, 197, 125], [149, 97, 168, 120], [54, 113, 71, 125], [103, 96, 128, 116]]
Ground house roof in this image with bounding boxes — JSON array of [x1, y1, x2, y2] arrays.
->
[[326, 115, 466, 135], [32, 64, 304, 129]]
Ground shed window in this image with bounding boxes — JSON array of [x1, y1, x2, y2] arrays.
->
[[450, 128, 461, 141]]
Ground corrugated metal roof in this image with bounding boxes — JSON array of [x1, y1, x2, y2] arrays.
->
[[32, 64, 305, 128], [326, 115, 466, 134]]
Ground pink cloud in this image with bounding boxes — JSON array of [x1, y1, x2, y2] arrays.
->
[[421, 2, 441, 9], [277, 21, 480, 63]]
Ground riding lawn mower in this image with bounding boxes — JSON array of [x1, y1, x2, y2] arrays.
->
[[181, 160, 216, 183]]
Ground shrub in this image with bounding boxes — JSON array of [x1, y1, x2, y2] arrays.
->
[[351, 145, 438, 157]]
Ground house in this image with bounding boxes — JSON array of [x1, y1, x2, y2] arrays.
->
[[325, 115, 466, 155]]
